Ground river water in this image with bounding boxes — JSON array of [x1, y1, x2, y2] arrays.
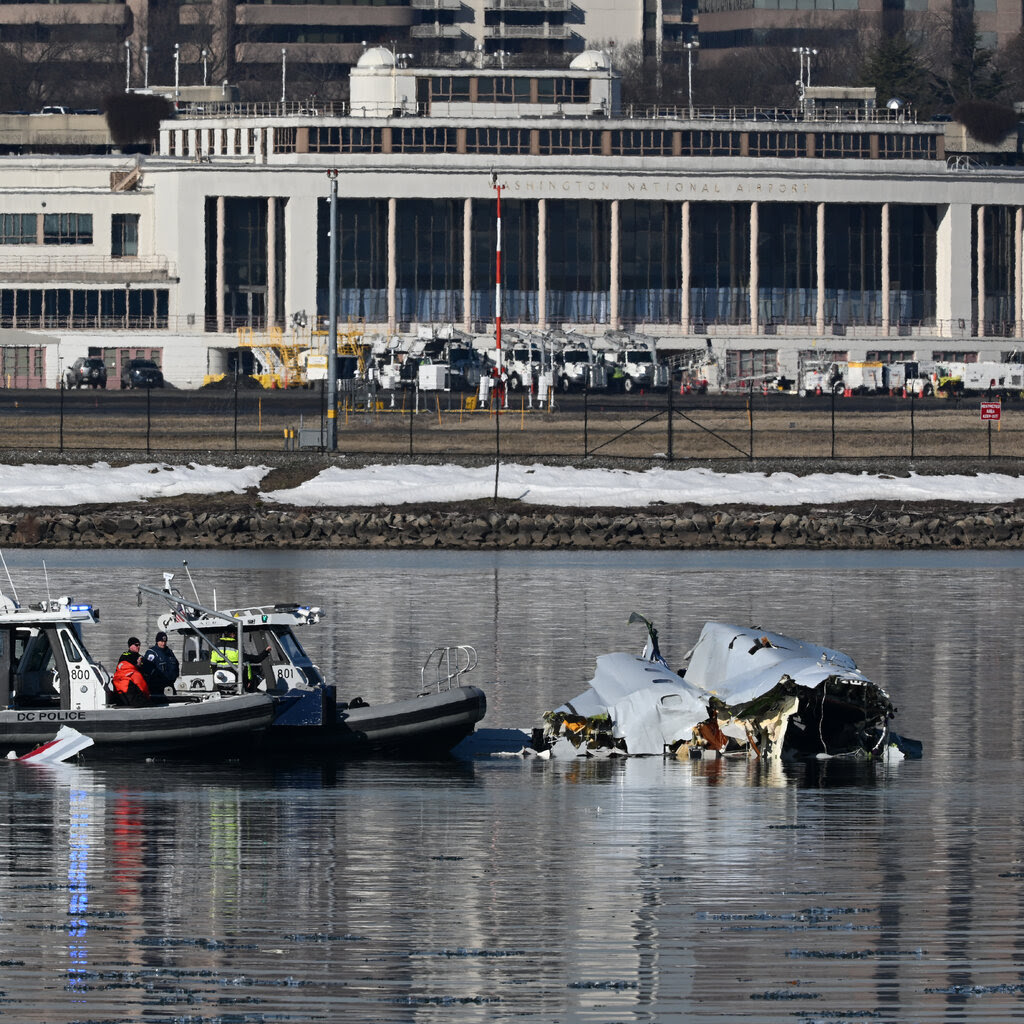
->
[[2, 549, 1023, 1024]]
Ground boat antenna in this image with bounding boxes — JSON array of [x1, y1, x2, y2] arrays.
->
[[42, 561, 51, 603], [182, 559, 201, 603], [0, 550, 18, 604]]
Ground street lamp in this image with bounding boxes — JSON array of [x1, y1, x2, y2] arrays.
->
[[201, 48, 209, 87], [173, 43, 180, 109], [684, 40, 698, 119], [143, 45, 150, 89], [281, 48, 287, 104], [124, 39, 131, 93], [792, 46, 818, 114]]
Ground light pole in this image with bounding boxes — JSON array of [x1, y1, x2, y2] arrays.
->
[[684, 40, 698, 119], [792, 46, 817, 114], [143, 45, 150, 89], [201, 48, 209, 87], [281, 48, 287, 104], [326, 168, 339, 451], [124, 40, 131, 93], [173, 43, 180, 109]]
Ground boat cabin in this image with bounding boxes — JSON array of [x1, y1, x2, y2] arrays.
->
[[0, 596, 111, 711], [159, 603, 326, 697]]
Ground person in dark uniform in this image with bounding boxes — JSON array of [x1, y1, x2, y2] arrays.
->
[[142, 631, 179, 697]]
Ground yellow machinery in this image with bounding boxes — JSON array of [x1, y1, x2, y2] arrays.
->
[[236, 326, 307, 389], [306, 321, 369, 384]]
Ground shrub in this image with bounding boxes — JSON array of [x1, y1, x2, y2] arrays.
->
[[952, 100, 1019, 144], [104, 93, 174, 147]]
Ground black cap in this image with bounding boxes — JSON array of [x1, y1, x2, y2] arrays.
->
[[155, 631, 168, 643], [128, 637, 141, 647]]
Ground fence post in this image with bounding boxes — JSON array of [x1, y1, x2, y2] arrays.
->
[[408, 383, 415, 457], [583, 383, 589, 456], [667, 378, 674, 461], [747, 379, 754, 459], [910, 392, 915, 458], [58, 379, 64, 453], [831, 386, 836, 458], [233, 369, 239, 453], [146, 384, 152, 454]]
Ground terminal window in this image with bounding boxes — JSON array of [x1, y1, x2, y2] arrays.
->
[[111, 214, 139, 258], [43, 213, 92, 246], [0, 213, 36, 245]]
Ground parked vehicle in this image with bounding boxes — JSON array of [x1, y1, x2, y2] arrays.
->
[[65, 357, 107, 389], [882, 361, 934, 397], [603, 342, 669, 392], [555, 339, 608, 392], [934, 361, 1024, 398], [121, 358, 164, 390]]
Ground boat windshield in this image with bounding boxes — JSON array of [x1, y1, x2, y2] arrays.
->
[[273, 627, 323, 686]]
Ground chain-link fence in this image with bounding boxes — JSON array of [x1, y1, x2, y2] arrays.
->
[[1, 385, 1020, 462]]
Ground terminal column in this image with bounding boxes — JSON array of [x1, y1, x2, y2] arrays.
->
[[463, 198, 472, 333], [976, 205, 986, 337], [681, 200, 690, 333], [537, 199, 547, 329], [816, 202, 826, 334], [1016, 207, 1023, 339], [881, 203, 890, 335], [936, 204, 972, 338], [749, 201, 758, 334], [266, 197, 277, 329], [216, 196, 225, 334], [387, 197, 397, 334], [609, 199, 620, 331]]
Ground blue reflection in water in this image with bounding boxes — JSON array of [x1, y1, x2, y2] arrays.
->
[[66, 787, 89, 996]]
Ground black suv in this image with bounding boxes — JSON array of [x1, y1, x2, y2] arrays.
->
[[121, 358, 164, 390], [65, 357, 107, 389]]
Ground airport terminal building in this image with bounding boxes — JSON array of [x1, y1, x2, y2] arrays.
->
[[0, 48, 1022, 387]]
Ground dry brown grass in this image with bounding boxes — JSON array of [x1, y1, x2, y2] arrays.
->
[[1, 395, 1021, 462]]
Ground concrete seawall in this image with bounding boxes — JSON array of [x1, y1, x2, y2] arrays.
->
[[2, 505, 1021, 550]]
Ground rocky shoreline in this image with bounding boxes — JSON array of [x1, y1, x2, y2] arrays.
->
[[2, 503, 1023, 550], [3, 449, 1024, 550]]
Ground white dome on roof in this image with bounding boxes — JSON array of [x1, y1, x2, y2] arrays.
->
[[357, 47, 395, 69], [570, 50, 611, 71]]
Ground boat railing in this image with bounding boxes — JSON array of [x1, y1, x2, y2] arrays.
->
[[419, 645, 477, 694]]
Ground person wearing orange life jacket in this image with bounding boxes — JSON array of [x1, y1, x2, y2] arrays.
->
[[210, 634, 271, 692], [111, 639, 152, 706]]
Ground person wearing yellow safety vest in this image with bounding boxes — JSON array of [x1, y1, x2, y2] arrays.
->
[[210, 634, 271, 692]]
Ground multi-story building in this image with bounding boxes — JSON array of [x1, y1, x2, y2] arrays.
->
[[0, 47, 1020, 388]]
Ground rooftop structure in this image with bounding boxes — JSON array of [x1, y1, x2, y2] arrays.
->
[[0, 49, 1019, 389]]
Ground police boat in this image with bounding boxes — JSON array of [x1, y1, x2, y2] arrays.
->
[[143, 580, 487, 757], [0, 592, 275, 757]]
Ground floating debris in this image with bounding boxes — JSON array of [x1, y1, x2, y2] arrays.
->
[[535, 616, 922, 761]]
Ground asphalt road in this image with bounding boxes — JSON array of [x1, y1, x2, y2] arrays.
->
[[0, 384, 994, 417]]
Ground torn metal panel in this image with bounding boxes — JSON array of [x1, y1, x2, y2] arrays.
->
[[540, 618, 921, 761]]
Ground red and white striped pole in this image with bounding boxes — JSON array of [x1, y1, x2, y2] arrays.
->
[[491, 182, 499, 374], [494, 180, 503, 374]]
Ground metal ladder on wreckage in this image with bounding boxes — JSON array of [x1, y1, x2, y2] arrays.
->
[[419, 645, 477, 696]]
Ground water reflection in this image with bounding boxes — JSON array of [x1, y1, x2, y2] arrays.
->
[[0, 551, 1020, 1021]]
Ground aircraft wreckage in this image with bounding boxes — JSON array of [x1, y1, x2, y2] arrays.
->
[[539, 615, 922, 760]]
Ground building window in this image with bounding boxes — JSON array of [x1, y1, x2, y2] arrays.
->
[[537, 129, 601, 155], [610, 130, 674, 156], [0, 214, 37, 245], [726, 349, 778, 381], [465, 128, 532, 154], [430, 76, 471, 103], [274, 127, 298, 153], [43, 213, 92, 245], [112, 213, 139, 258], [536, 77, 590, 104], [476, 76, 530, 103]]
